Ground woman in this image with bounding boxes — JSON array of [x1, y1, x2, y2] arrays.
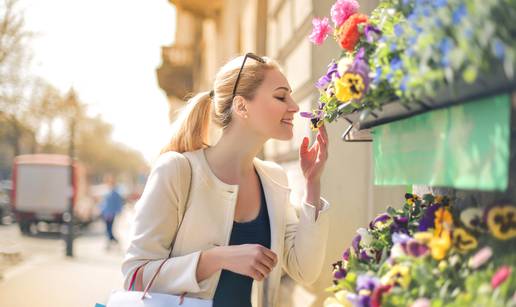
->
[[121, 53, 331, 307]]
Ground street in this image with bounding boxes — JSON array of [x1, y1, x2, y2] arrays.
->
[[0, 205, 134, 307]]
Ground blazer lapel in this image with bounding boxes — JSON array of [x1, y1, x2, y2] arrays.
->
[[253, 158, 291, 305]]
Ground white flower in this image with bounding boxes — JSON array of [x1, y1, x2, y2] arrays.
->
[[357, 228, 373, 247], [390, 243, 406, 259]]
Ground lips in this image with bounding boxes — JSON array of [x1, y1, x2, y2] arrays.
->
[[281, 118, 293, 126]]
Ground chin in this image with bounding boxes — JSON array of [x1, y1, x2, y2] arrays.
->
[[273, 130, 294, 141]]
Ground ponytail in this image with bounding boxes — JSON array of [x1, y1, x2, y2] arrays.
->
[[160, 91, 212, 154]]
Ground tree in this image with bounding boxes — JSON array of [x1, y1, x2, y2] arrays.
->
[[0, 0, 34, 156]]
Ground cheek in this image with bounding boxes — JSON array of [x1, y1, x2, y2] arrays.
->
[[254, 100, 285, 124]]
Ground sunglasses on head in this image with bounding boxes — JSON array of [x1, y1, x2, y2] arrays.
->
[[231, 52, 266, 101]]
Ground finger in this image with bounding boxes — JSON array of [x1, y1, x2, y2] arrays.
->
[[258, 256, 274, 272], [253, 261, 271, 279], [317, 133, 326, 148], [319, 129, 327, 145], [320, 125, 328, 143], [250, 267, 265, 281], [261, 247, 278, 266], [300, 137, 309, 154], [316, 139, 327, 160], [258, 252, 275, 270]]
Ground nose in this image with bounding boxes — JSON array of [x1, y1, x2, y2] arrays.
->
[[290, 100, 300, 113]]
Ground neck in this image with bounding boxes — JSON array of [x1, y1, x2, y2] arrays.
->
[[205, 125, 267, 180]]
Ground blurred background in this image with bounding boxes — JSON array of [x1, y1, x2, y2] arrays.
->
[[0, 0, 406, 306]]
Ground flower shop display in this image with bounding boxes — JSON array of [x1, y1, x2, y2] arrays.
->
[[323, 193, 516, 307], [303, 0, 516, 131], [306, 1, 516, 306]]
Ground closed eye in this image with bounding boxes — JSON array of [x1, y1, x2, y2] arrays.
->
[[275, 96, 286, 102]]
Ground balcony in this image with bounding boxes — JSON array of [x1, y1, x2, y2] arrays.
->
[[156, 45, 194, 100], [169, 0, 223, 18]]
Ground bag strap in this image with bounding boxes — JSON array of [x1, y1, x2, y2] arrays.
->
[[128, 260, 150, 291], [139, 152, 193, 300]]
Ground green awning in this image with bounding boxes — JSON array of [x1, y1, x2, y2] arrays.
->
[[373, 94, 511, 191]]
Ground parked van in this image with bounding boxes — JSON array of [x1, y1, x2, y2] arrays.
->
[[11, 154, 96, 235]]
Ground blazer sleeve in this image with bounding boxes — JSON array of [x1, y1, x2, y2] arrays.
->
[[121, 151, 203, 294], [279, 168, 331, 285]]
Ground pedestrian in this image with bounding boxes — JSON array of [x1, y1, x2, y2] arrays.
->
[[99, 174, 124, 249], [122, 53, 331, 306]]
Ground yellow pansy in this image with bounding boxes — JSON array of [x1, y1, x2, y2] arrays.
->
[[381, 265, 411, 289], [429, 230, 452, 260], [414, 231, 433, 244], [434, 207, 453, 236], [335, 73, 365, 102], [453, 227, 478, 253], [486, 205, 516, 240]]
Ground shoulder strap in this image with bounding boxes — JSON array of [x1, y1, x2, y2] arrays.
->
[[167, 152, 192, 257], [138, 152, 193, 299]]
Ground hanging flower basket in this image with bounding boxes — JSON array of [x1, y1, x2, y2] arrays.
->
[[304, 0, 516, 134]]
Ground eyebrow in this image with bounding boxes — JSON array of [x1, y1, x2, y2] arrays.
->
[[274, 86, 292, 93]]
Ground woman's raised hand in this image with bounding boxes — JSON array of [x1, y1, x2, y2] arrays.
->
[[299, 124, 329, 183]]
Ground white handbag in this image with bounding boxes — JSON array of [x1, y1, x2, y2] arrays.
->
[[105, 290, 213, 307], [102, 153, 213, 307]]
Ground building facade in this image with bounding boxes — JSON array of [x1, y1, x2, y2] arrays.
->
[[157, 1, 406, 305]]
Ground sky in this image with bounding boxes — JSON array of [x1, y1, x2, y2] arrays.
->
[[22, 0, 176, 164]]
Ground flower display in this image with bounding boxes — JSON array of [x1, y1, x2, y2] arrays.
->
[[324, 193, 516, 306], [304, 0, 516, 130]]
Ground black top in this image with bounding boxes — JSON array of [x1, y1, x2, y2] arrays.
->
[[212, 171, 271, 307]]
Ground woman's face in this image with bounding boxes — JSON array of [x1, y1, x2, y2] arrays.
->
[[245, 68, 299, 141]]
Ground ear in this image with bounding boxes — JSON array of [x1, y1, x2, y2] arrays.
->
[[233, 96, 249, 118]]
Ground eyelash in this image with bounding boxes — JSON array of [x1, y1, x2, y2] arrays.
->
[[275, 97, 286, 102]]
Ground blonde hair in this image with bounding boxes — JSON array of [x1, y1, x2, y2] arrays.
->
[[161, 55, 280, 154]]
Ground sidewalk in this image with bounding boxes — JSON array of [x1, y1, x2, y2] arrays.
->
[[0, 207, 133, 307]]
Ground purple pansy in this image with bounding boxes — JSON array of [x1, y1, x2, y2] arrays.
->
[[332, 260, 347, 280], [300, 101, 326, 129], [344, 47, 370, 94], [347, 293, 371, 307], [369, 213, 391, 229], [316, 61, 340, 89], [405, 239, 430, 257], [364, 24, 382, 43], [391, 216, 409, 234], [356, 274, 380, 291], [333, 267, 347, 279], [343, 248, 350, 261], [359, 250, 372, 261], [352, 234, 362, 253], [392, 232, 411, 245], [419, 204, 439, 231]]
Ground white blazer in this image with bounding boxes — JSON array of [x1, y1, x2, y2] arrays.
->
[[121, 147, 331, 307]]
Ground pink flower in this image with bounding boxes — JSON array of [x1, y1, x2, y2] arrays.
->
[[468, 246, 493, 269], [411, 298, 431, 307], [309, 17, 332, 45], [331, 0, 360, 28], [491, 266, 512, 289]]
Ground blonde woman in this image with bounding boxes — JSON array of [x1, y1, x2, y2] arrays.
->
[[122, 53, 331, 307]]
